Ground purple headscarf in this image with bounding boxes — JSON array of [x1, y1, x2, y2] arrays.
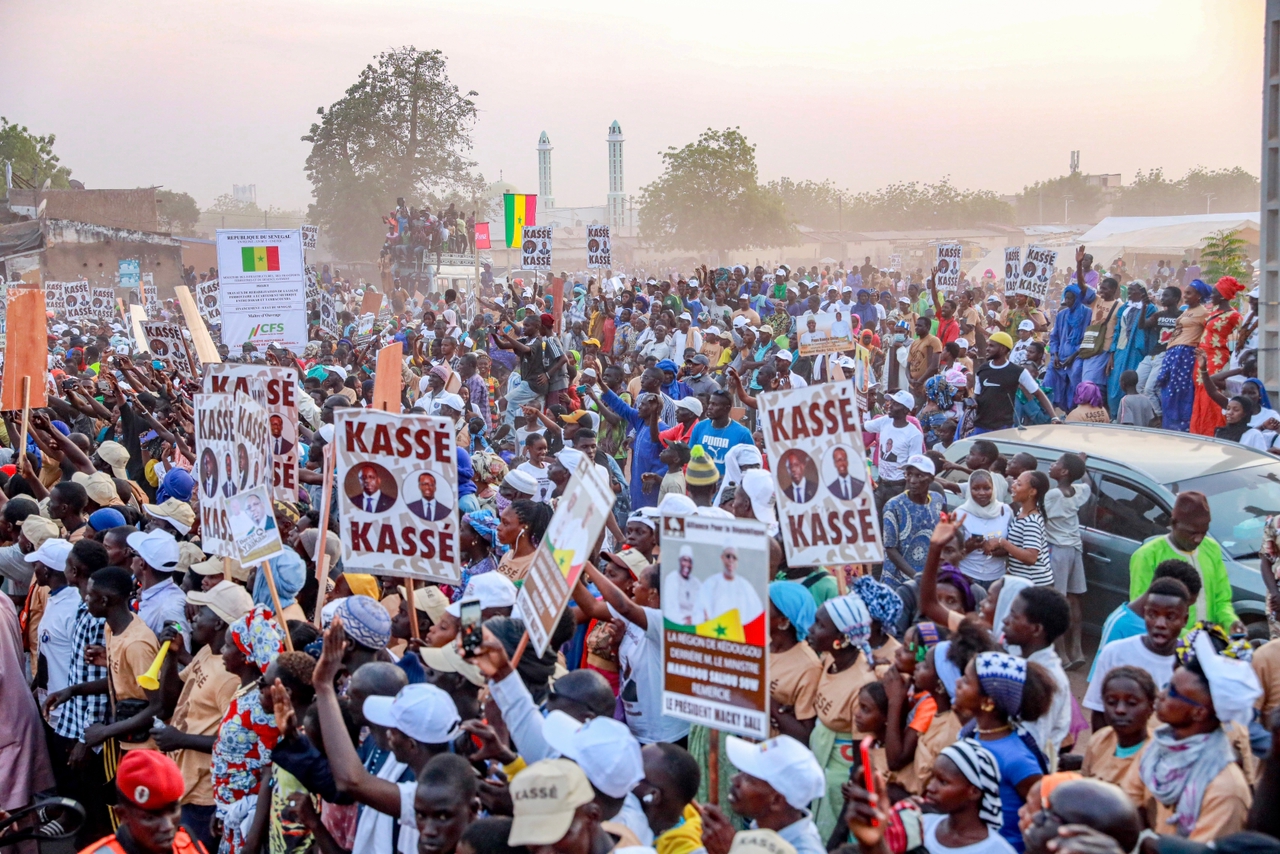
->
[[1075, 381, 1104, 408]]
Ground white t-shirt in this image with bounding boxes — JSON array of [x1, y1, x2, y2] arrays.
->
[[693, 572, 764, 626], [974, 359, 1039, 396], [37, 585, 82, 726], [1043, 483, 1092, 549], [610, 604, 689, 744], [1082, 634, 1176, 712], [516, 461, 554, 503], [922, 814, 1017, 854], [864, 415, 924, 482], [957, 505, 1014, 582]]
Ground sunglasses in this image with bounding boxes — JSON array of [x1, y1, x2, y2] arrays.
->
[[1165, 680, 1206, 709]]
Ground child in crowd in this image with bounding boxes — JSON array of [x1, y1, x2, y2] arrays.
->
[[1116, 370, 1158, 427], [1081, 665, 1156, 788], [1043, 453, 1091, 669]]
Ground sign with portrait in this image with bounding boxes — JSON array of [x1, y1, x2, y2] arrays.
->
[[319, 290, 339, 337], [194, 393, 238, 558], [204, 365, 300, 503], [44, 281, 64, 314], [586, 225, 611, 269], [197, 277, 221, 323], [335, 408, 460, 583], [141, 273, 159, 319], [1017, 245, 1057, 300], [141, 322, 194, 376], [91, 287, 115, 321], [521, 225, 552, 271], [118, 259, 141, 290], [225, 484, 285, 565], [1004, 246, 1021, 294], [935, 243, 962, 291], [305, 265, 320, 307], [301, 224, 318, 250], [660, 513, 770, 739], [63, 280, 92, 322], [795, 310, 857, 358], [759, 381, 883, 566]]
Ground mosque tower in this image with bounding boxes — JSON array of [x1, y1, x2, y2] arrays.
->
[[607, 120, 624, 230], [537, 131, 554, 209]]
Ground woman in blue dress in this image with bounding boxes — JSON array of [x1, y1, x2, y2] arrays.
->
[[1106, 281, 1157, 415]]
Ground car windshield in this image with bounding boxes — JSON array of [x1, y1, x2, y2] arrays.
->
[[1174, 463, 1280, 559]]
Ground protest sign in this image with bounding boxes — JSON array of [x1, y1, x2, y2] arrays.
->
[[197, 277, 221, 323], [360, 289, 383, 317], [63, 280, 92, 322], [521, 225, 552, 271], [660, 513, 770, 738], [195, 393, 237, 557], [141, 273, 158, 319], [141, 322, 195, 377], [795, 310, 857, 357], [586, 225, 611, 268], [935, 244, 963, 291], [175, 286, 220, 366], [2, 286, 48, 410], [44, 281, 64, 314], [1004, 246, 1021, 294], [91, 287, 115, 322], [215, 229, 308, 350], [204, 365, 299, 502], [515, 455, 613, 655], [759, 381, 883, 566], [233, 390, 273, 501], [889, 253, 902, 270], [1017, 245, 1057, 300], [474, 222, 491, 251], [301, 224, 318, 250], [225, 485, 285, 564], [305, 265, 320, 307], [319, 291, 339, 336], [118, 259, 140, 290], [129, 305, 149, 354], [335, 409, 460, 583]]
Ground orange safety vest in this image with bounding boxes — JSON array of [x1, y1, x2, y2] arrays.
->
[[79, 827, 206, 854]]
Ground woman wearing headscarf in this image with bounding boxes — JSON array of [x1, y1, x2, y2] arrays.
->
[[852, 289, 880, 331], [716, 442, 764, 506], [768, 581, 822, 741], [807, 591, 879, 838], [1157, 279, 1211, 432], [1190, 276, 1245, 436], [851, 575, 905, 672], [251, 549, 308, 623], [456, 509, 506, 597], [1045, 281, 1093, 411], [956, 471, 1013, 585], [920, 740, 1011, 854], [1064, 381, 1109, 423], [1106, 281, 1157, 415]]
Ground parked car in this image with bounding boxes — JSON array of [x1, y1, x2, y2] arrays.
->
[[944, 423, 1280, 640]]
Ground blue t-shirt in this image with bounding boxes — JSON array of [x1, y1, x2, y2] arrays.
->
[[1086, 604, 1147, 680], [689, 420, 754, 475], [980, 732, 1043, 853]]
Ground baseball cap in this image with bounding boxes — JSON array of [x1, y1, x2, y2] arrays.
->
[[989, 331, 1014, 350], [126, 529, 181, 571], [82, 471, 124, 507], [21, 516, 60, 550], [187, 580, 254, 625], [400, 584, 450, 624], [176, 542, 205, 574], [729, 830, 798, 854], [886, 390, 915, 409], [678, 312, 692, 321], [1017, 319, 1035, 332], [732, 316, 749, 329], [775, 349, 793, 363], [116, 750, 186, 810], [602, 546, 650, 579], [503, 469, 539, 497], [96, 441, 130, 478], [25, 537, 73, 572], [541, 710, 644, 798], [362, 683, 461, 744], [897, 296, 910, 305], [445, 572, 518, 617], [675, 397, 703, 416], [691, 353, 710, 366], [145, 498, 195, 535], [905, 454, 936, 476], [955, 338, 970, 350], [433, 392, 465, 414], [420, 641, 486, 687], [508, 759, 596, 846], [724, 735, 825, 809], [706, 326, 722, 337]]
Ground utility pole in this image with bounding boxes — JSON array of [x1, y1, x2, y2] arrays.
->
[[1205, 192, 1215, 214], [1064, 196, 1073, 224]]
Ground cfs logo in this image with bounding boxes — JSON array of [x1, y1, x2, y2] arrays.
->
[[250, 323, 286, 338]]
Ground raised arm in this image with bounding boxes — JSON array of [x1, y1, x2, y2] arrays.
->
[[582, 560, 647, 629]]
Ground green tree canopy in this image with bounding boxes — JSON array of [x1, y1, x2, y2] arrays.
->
[[639, 127, 795, 256], [844, 179, 1012, 231], [1200, 229, 1251, 284], [0, 117, 73, 189], [155, 189, 201, 234], [767, 178, 851, 230], [1013, 172, 1104, 225], [1112, 167, 1259, 216], [303, 47, 483, 260]]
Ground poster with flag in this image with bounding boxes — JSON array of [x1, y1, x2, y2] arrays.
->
[[660, 513, 770, 739], [503, 193, 537, 248], [214, 229, 307, 350], [474, 222, 491, 251]]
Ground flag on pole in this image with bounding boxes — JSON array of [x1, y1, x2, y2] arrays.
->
[[474, 222, 491, 250], [503, 194, 537, 248]]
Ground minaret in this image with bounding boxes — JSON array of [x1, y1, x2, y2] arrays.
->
[[537, 131, 554, 209], [607, 120, 624, 231]]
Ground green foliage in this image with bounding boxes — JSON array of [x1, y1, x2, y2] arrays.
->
[[1112, 167, 1259, 216], [1013, 172, 1104, 225], [0, 117, 73, 188], [844, 179, 1013, 230], [639, 127, 795, 255], [155, 189, 201, 234], [1200, 229, 1251, 284], [767, 178, 851, 229], [303, 47, 484, 260], [206, 193, 261, 215]]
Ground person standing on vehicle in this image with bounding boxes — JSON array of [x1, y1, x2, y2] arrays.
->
[[970, 332, 1059, 435]]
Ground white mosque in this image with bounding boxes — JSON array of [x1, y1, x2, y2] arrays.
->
[[525, 122, 636, 233]]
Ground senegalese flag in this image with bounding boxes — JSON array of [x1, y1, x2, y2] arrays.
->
[[504, 194, 537, 248], [240, 245, 281, 272], [679, 608, 767, 646]]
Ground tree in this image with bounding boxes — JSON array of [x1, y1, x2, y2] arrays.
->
[[0, 117, 73, 189], [1112, 167, 1259, 216], [1200, 229, 1251, 284], [844, 179, 1012, 230], [767, 178, 852, 229], [303, 47, 484, 260], [1013, 173, 1104, 225], [155, 189, 201, 234], [639, 127, 795, 256]]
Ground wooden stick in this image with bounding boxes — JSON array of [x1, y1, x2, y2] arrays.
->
[[404, 577, 419, 640], [16, 377, 30, 472], [223, 556, 232, 583], [508, 630, 531, 669], [260, 560, 295, 651], [708, 729, 720, 806], [312, 443, 335, 627]]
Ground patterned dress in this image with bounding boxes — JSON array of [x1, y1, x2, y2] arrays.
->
[[881, 491, 945, 588], [1190, 308, 1242, 436], [213, 683, 280, 854]]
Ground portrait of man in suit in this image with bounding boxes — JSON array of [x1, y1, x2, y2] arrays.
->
[[826, 446, 866, 501], [236, 444, 251, 491], [221, 453, 237, 498], [244, 493, 277, 536], [406, 471, 451, 521], [777, 449, 818, 505], [269, 414, 294, 456], [200, 449, 219, 499], [348, 463, 396, 513]]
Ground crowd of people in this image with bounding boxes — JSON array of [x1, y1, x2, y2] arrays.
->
[[4, 238, 1280, 854]]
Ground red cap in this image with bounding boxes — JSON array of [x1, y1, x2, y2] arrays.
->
[[116, 750, 185, 809]]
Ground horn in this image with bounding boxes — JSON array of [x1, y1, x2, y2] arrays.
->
[[136, 640, 171, 691]]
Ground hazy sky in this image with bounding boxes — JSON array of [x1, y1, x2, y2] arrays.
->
[[2, 0, 1265, 214]]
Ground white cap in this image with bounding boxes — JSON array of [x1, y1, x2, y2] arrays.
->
[[725, 735, 825, 810], [732, 316, 749, 329], [1250, 286, 1261, 299], [503, 469, 540, 496], [433, 392, 465, 414], [706, 326, 722, 337], [420, 642, 487, 687], [886, 390, 915, 409], [542, 709, 644, 798], [955, 338, 970, 350], [656, 493, 698, 516], [1018, 319, 1035, 332], [362, 683, 461, 744], [841, 286, 853, 293], [445, 572, 518, 617], [126, 529, 181, 571], [678, 312, 692, 321], [675, 397, 704, 416], [774, 349, 793, 363], [905, 454, 936, 476], [25, 537, 73, 571]]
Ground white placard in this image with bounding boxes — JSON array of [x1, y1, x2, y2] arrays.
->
[[586, 225, 611, 269], [195, 393, 237, 557], [795, 310, 857, 357], [1017, 245, 1057, 300], [1004, 246, 1021, 294], [301, 224, 318, 250], [197, 278, 221, 323], [521, 225, 552, 271], [91, 287, 115, 321], [204, 365, 300, 503], [141, 322, 194, 376], [215, 229, 308, 350], [319, 291, 339, 337], [935, 244, 962, 291], [225, 484, 285, 565], [44, 281, 65, 314], [64, 280, 92, 322]]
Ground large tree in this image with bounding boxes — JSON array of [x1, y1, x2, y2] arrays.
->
[[1013, 172, 1104, 225], [0, 117, 73, 189], [1112, 167, 1259, 216], [303, 47, 484, 260], [639, 127, 795, 256], [155, 189, 201, 234]]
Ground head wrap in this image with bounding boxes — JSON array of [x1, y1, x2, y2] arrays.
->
[[940, 739, 1004, 829], [88, 507, 127, 531], [1074, 381, 1104, 408], [471, 451, 509, 487], [936, 567, 977, 612], [993, 576, 1033, 651], [540, 312, 555, 329], [273, 500, 301, 525], [1175, 621, 1252, 665], [1188, 278, 1213, 301], [335, 594, 392, 650], [741, 470, 777, 528], [934, 640, 962, 699], [229, 605, 285, 673], [341, 573, 380, 599], [1244, 377, 1272, 411], [974, 651, 1028, 719], [1172, 491, 1211, 527], [913, 621, 942, 662], [769, 581, 817, 641], [252, 548, 307, 609], [655, 359, 679, 374], [825, 592, 874, 660], [1215, 276, 1245, 301], [463, 509, 507, 555], [851, 576, 903, 634], [156, 468, 195, 504]]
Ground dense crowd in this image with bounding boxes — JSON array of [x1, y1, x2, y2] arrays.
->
[[5, 240, 1280, 854]]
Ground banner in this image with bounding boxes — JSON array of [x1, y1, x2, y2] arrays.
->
[[1017, 245, 1057, 300], [935, 244, 962, 291], [224, 484, 285, 564], [141, 322, 194, 376], [660, 513, 770, 738], [195, 393, 237, 557], [1004, 246, 1021, 294], [233, 390, 273, 499], [118, 259, 140, 290], [759, 382, 883, 566], [474, 222, 491, 251], [197, 278, 221, 323], [91, 287, 115, 321], [301, 224, 318, 250], [586, 225, 611, 269], [141, 273, 158, 319], [888, 254, 902, 270], [204, 365, 300, 502], [796, 310, 857, 358], [335, 409, 461, 583], [521, 225, 552, 271], [305, 265, 320, 307], [319, 290, 339, 337], [64, 280, 92, 322], [514, 455, 613, 655], [215, 229, 308, 350], [44, 281, 64, 314]]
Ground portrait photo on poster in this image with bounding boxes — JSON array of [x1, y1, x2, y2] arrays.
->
[[775, 448, 819, 505], [268, 414, 295, 456], [405, 469, 454, 522], [225, 485, 285, 564], [345, 462, 399, 513], [822, 444, 867, 501], [199, 449, 220, 499]]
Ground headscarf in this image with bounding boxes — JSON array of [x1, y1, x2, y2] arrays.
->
[[958, 471, 1005, 521], [936, 567, 977, 613], [716, 443, 764, 505], [1188, 279, 1213, 302], [1244, 377, 1272, 411], [229, 605, 284, 673], [273, 500, 301, 526], [740, 470, 777, 530], [1214, 276, 1245, 301], [851, 576, 903, 634], [1053, 284, 1093, 356], [1139, 724, 1234, 836], [769, 581, 816, 641], [156, 468, 194, 503], [974, 651, 1027, 719], [934, 640, 961, 699], [852, 290, 879, 330], [924, 374, 958, 409], [463, 509, 507, 556], [334, 594, 392, 650], [472, 451, 509, 487], [825, 592, 874, 660], [1074, 381, 1104, 409], [252, 548, 307, 609], [993, 576, 1033, 651], [940, 740, 1004, 830], [341, 573, 380, 599]]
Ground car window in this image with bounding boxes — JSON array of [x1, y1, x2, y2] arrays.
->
[[1093, 476, 1170, 541], [1176, 464, 1280, 559]]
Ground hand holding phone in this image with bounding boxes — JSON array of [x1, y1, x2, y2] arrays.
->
[[459, 598, 483, 656]]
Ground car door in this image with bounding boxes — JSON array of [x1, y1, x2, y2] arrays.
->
[[1080, 473, 1172, 630]]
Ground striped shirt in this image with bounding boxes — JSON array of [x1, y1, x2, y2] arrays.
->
[[52, 600, 109, 742], [1005, 512, 1054, 586]]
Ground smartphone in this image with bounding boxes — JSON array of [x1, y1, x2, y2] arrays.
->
[[458, 597, 483, 655], [859, 736, 879, 827], [97, 380, 111, 396], [576, 385, 589, 395]]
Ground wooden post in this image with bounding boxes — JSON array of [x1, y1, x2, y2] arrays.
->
[[312, 443, 335, 628], [508, 631, 531, 669], [16, 377, 31, 472], [707, 729, 720, 806], [404, 577, 419, 640], [222, 556, 232, 583], [260, 560, 295, 651]]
